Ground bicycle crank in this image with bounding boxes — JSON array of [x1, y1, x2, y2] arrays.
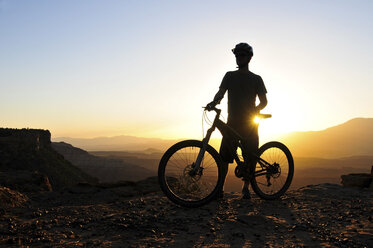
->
[[234, 162, 249, 178]]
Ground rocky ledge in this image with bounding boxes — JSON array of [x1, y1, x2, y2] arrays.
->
[[0, 181, 372, 247], [341, 166, 373, 191]]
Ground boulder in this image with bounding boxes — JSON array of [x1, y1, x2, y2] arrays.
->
[[0, 170, 52, 192], [135, 176, 161, 194], [0, 187, 28, 208], [341, 173, 372, 188]]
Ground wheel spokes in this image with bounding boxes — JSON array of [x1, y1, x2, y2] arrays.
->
[[164, 146, 219, 201], [255, 147, 289, 196]]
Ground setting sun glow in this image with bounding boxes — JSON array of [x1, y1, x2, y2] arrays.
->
[[0, 1, 372, 141], [253, 116, 261, 124]]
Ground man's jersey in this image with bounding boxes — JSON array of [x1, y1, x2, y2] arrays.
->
[[219, 70, 267, 124]]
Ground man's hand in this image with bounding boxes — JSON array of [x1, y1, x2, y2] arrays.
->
[[206, 87, 225, 111], [205, 100, 218, 111]]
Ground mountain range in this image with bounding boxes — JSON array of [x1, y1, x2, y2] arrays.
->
[[52, 142, 154, 182], [53, 118, 373, 158], [52, 135, 177, 152], [280, 118, 373, 158], [50, 119, 373, 192]]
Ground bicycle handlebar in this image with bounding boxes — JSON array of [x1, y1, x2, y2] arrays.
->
[[257, 114, 272, 119], [203, 105, 271, 119], [203, 105, 221, 115]]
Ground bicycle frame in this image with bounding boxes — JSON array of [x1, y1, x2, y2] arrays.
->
[[191, 107, 273, 177]]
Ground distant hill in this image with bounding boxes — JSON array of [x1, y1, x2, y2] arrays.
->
[[90, 150, 161, 172], [52, 135, 178, 152], [52, 142, 155, 182], [280, 118, 373, 158]]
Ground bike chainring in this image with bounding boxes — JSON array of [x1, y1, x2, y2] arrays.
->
[[234, 162, 250, 178]]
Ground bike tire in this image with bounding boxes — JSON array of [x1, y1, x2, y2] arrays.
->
[[158, 140, 223, 208], [250, 141, 294, 200]]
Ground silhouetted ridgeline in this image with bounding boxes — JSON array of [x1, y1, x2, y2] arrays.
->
[[52, 141, 155, 182], [0, 128, 97, 191], [0, 128, 51, 150], [281, 118, 373, 158]]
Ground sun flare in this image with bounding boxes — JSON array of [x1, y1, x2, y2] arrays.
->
[[253, 116, 261, 124]]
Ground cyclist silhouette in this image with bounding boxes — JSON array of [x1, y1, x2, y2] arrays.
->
[[207, 43, 268, 199]]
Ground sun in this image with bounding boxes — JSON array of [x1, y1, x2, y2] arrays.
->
[[253, 116, 261, 124]]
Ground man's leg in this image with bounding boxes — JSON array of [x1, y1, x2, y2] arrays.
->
[[218, 137, 235, 198], [242, 180, 251, 199], [217, 161, 229, 197], [241, 133, 259, 199]]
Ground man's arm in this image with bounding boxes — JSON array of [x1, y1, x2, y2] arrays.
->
[[255, 93, 267, 113], [213, 88, 226, 104], [206, 88, 226, 110], [207, 72, 229, 109], [255, 75, 268, 113]]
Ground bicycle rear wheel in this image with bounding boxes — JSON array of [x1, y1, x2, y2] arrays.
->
[[158, 140, 223, 208], [251, 141, 294, 200]]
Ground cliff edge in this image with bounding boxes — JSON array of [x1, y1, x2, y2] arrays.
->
[[0, 128, 97, 191]]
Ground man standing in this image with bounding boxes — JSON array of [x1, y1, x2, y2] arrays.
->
[[207, 43, 268, 199]]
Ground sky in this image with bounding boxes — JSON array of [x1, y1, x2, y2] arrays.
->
[[1, 0, 372, 141]]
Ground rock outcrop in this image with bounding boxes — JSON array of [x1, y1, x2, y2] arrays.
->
[[341, 166, 373, 189], [0, 128, 97, 191], [0, 187, 28, 208], [0, 171, 52, 192]]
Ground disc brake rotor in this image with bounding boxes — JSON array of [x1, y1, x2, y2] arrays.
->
[[184, 163, 203, 181]]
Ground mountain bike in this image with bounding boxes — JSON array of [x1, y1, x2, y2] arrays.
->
[[158, 106, 294, 207]]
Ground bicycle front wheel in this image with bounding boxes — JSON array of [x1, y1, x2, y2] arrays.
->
[[158, 140, 223, 208], [251, 141, 294, 200]]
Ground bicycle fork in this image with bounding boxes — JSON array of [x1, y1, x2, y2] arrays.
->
[[189, 126, 215, 176]]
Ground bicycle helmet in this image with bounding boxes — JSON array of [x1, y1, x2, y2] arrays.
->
[[232, 43, 253, 56]]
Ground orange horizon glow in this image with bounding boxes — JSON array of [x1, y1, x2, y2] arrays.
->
[[1, 1, 372, 143]]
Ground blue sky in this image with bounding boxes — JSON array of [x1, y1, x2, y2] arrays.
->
[[1, 0, 372, 140]]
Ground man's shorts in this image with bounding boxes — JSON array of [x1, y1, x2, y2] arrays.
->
[[219, 123, 259, 163]]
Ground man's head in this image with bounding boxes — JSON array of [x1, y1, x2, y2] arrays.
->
[[232, 43, 253, 68]]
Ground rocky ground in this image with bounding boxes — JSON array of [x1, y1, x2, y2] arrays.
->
[[0, 179, 372, 248]]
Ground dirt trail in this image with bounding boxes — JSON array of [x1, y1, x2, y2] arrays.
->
[[0, 183, 372, 247]]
